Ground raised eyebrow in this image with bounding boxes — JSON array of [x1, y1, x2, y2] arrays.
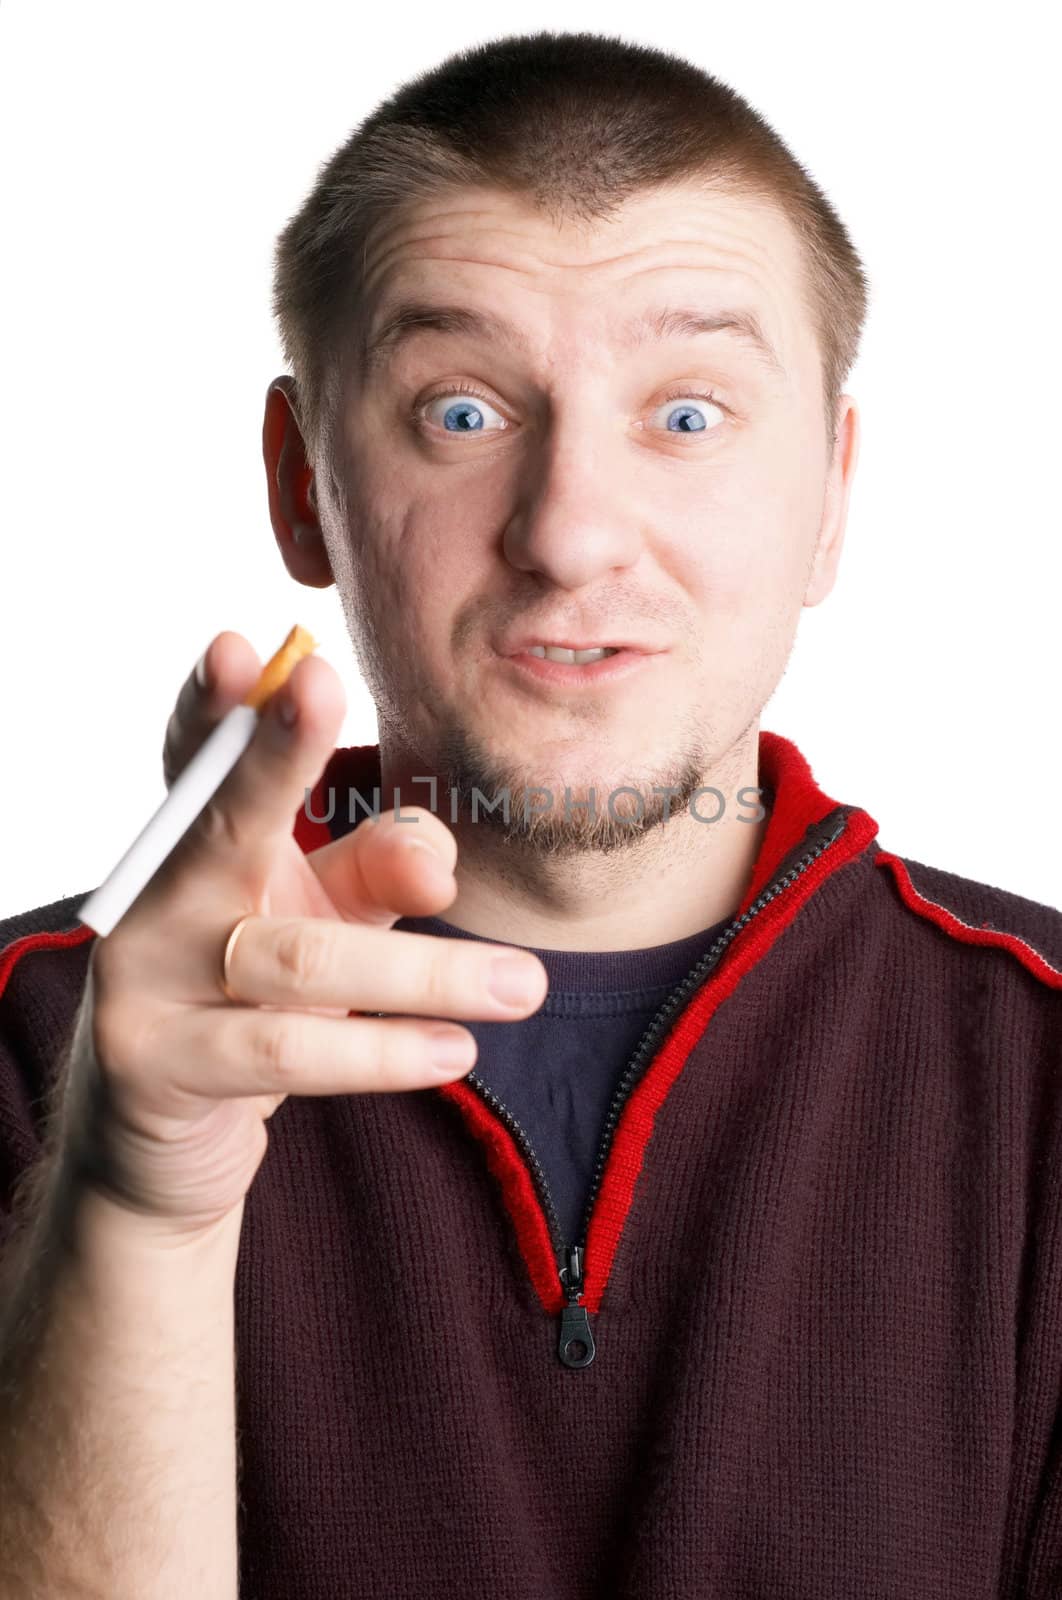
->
[[630, 306, 786, 380], [362, 304, 528, 375], [361, 301, 786, 382]]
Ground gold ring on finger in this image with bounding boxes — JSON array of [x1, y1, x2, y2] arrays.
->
[[220, 912, 256, 1003]]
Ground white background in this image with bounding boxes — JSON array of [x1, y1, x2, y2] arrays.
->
[[1, 2, 1059, 921]]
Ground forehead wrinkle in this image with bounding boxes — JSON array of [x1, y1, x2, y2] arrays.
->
[[355, 190, 805, 388]]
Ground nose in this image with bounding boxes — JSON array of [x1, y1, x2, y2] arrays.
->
[[501, 412, 644, 590]]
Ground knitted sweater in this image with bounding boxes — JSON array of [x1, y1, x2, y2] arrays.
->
[[1, 729, 1061, 1598], [386, 909, 734, 1248]]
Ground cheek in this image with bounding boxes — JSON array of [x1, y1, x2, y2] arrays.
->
[[346, 495, 478, 676], [693, 432, 823, 607], [342, 447, 436, 597], [669, 504, 808, 622], [353, 431, 481, 570]]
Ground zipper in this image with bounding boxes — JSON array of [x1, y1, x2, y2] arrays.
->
[[464, 804, 854, 1369]]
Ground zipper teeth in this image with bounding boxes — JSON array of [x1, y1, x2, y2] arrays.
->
[[573, 808, 850, 1251], [465, 806, 852, 1268], [466, 1078, 567, 1246]]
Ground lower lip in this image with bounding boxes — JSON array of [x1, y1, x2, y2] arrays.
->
[[498, 648, 659, 686]]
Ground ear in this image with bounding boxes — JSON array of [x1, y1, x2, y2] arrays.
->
[[262, 376, 334, 589], [804, 395, 860, 608]]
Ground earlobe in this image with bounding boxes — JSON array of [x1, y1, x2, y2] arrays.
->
[[803, 395, 859, 609], [803, 544, 839, 609]]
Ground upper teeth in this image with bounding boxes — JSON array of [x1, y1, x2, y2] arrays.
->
[[526, 645, 620, 663]]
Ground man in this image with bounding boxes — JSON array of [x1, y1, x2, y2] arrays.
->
[[2, 27, 1061, 1600]]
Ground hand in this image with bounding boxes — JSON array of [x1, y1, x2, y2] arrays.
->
[[60, 631, 547, 1240]]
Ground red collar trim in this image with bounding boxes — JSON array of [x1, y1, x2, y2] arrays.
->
[[296, 731, 879, 1317], [738, 729, 863, 909]]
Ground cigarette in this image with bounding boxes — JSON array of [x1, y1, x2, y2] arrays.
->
[[77, 625, 319, 938]]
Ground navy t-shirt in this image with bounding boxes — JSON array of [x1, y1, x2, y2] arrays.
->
[[393, 911, 733, 1248]]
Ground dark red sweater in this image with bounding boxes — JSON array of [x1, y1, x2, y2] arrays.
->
[[2, 730, 1062, 1597]]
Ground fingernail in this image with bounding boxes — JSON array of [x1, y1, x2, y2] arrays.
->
[[194, 651, 211, 690], [428, 1026, 476, 1074], [488, 956, 542, 1007], [271, 694, 298, 731]]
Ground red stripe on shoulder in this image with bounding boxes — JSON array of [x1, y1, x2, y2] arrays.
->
[[1, 764, 334, 1012], [0, 923, 96, 1005], [875, 850, 1062, 989]]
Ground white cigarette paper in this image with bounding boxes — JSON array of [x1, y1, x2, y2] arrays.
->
[[78, 625, 318, 938]]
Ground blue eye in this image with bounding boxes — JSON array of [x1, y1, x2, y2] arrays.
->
[[444, 400, 487, 431], [421, 391, 507, 434], [652, 392, 726, 434]]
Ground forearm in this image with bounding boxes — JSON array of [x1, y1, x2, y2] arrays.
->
[[0, 1156, 242, 1599]]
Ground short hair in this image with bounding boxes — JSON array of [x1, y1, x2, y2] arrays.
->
[[272, 29, 870, 471]]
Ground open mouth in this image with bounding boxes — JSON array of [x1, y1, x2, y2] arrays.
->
[[524, 645, 620, 664], [498, 644, 658, 686]]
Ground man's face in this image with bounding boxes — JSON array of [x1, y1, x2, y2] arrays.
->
[[309, 181, 856, 850]]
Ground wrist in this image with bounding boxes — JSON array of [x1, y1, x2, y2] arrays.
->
[[48, 1143, 246, 1263]]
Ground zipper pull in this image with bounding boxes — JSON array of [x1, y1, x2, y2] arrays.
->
[[557, 1244, 596, 1368]]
